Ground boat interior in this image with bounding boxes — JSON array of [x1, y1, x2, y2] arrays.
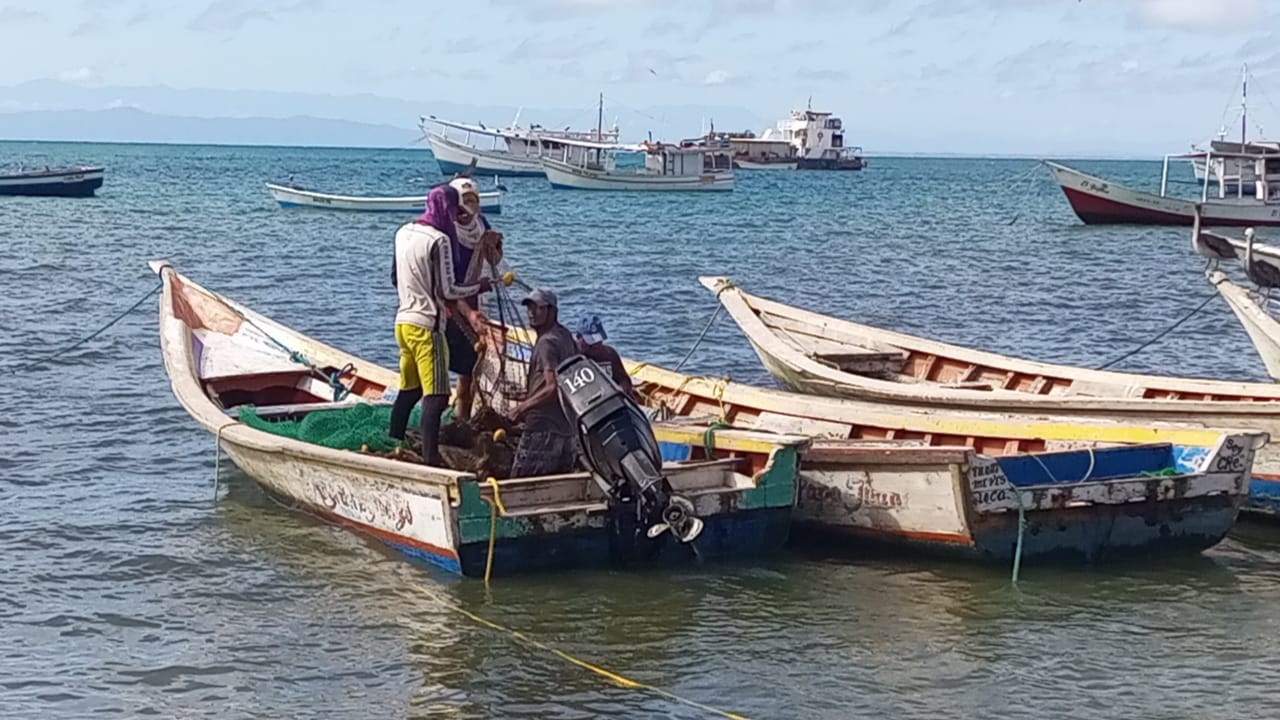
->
[[745, 291, 1279, 401]]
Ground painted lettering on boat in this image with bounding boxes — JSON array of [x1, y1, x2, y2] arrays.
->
[[967, 457, 1013, 513], [1213, 435, 1247, 474], [796, 472, 904, 511], [845, 475, 904, 509], [311, 479, 414, 531], [1081, 179, 1109, 194], [798, 476, 848, 509]]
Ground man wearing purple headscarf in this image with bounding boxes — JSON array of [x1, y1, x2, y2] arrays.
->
[[389, 184, 491, 467]]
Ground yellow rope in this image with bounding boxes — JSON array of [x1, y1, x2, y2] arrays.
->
[[711, 376, 730, 423], [417, 585, 749, 719], [483, 476, 507, 587]]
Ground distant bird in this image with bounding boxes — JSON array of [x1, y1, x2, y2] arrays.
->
[[1191, 204, 1238, 270], [1243, 227, 1280, 301]]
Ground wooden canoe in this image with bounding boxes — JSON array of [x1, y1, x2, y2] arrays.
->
[[700, 275, 1280, 516], [265, 183, 503, 214], [625, 361, 1266, 562], [151, 261, 805, 578], [1210, 270, 1280, 382]]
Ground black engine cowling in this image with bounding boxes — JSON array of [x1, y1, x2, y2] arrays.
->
[[555, 354, 703, 556]]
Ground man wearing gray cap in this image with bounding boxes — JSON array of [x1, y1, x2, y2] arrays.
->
[[509, 287, 578, 476]]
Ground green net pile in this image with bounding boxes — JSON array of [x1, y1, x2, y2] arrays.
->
[[236, 403, 420, 453]]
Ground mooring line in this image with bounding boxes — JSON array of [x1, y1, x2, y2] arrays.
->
[[417, 586, 750, 719], [9, 282, 162, 372], [1094, 292, 1219, 370]]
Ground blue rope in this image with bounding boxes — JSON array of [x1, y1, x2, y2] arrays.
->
[[1095, 292, 1218, 370], [9, 282, 162, 372], [674, 304, 723, 372], [235, 312, 353, 402]]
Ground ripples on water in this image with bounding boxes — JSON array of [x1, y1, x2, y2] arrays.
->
[[3, 142, 1280, 718]]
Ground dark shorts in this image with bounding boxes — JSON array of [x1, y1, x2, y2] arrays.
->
[[511, 431, 578, 477], [445, 315, 479, 376]]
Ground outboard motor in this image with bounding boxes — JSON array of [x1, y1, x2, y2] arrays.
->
[[555, 355, 703, 558]]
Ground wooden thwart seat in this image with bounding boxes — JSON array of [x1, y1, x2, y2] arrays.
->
[[811, 350, 907, 375]]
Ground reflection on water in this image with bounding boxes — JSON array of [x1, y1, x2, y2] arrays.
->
[[5, 142, 1280, 718]]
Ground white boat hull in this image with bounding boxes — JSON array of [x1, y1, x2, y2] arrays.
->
[[1045, 161, 1280, 227], [1210, 270, 1280, 381], [266, 183, 502, 214], [542, 159, 734, 192], [734, 159, 797, 170], [151, 262, 805, 577], [427, 133, 545, 177]]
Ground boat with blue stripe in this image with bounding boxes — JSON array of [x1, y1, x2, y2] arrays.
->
[[152, 262, 801, 578], [626, 362, 1267, 564], [702, 274, 1280, 521]]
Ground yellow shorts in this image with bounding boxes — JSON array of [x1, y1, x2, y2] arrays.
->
[[396, 323, 450, 395]]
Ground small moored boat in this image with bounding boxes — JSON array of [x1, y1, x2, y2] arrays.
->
[[0, 165, 105, 197], [699, 275, 1280, 517], [151, 262, 802, 578], [542, 139, 734, 192], [265, 182, 503, 214], [1045, 158, 1280, 227]]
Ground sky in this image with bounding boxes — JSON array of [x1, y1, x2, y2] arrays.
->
[[1, 0, 1280, 155]]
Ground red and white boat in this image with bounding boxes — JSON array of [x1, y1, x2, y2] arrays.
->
[[1045, 157, 1280, 227]]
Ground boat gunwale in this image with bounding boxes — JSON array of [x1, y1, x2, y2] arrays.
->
[[702, 274, 1280, 416], [265, 182, 502, 205], [154, 261, 809, 501]]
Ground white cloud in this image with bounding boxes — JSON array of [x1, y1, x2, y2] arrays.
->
[[57, 67, 99, 84], [1138, 0, 1265, 30], [704, 69, 734, 85]]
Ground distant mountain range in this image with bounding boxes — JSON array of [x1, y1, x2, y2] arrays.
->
[[0, 80, 766, 147], [0, 107, 421, 147]]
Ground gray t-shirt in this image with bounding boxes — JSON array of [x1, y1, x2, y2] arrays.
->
[[524, 323, 576, 436]]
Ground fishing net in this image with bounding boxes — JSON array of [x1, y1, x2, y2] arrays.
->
[[463, 254, 533, 421], [236, 402, 421, 453], [236, 402, 523, 478]]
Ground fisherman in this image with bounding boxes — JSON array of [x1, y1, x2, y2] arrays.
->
[[573, 314, 636, 400], [508, 288, 578, 477], [389, 184, 491, 467], [444, 176, 504, 420]]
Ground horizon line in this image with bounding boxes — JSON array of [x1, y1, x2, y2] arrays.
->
[[0, 137, 1164, 162]]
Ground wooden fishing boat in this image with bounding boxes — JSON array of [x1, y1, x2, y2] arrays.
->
[[265, 183, 503, 215], [1210, 270, 1280, 383], [151, 261, 804, 578], [541, 139, 734, 192], [0, 165, 104, 197], [625, 361, 1266, 563], [423, 97, 622, 178], [699, 275, 1280, 516], [1045, 160, 1280, 227]]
